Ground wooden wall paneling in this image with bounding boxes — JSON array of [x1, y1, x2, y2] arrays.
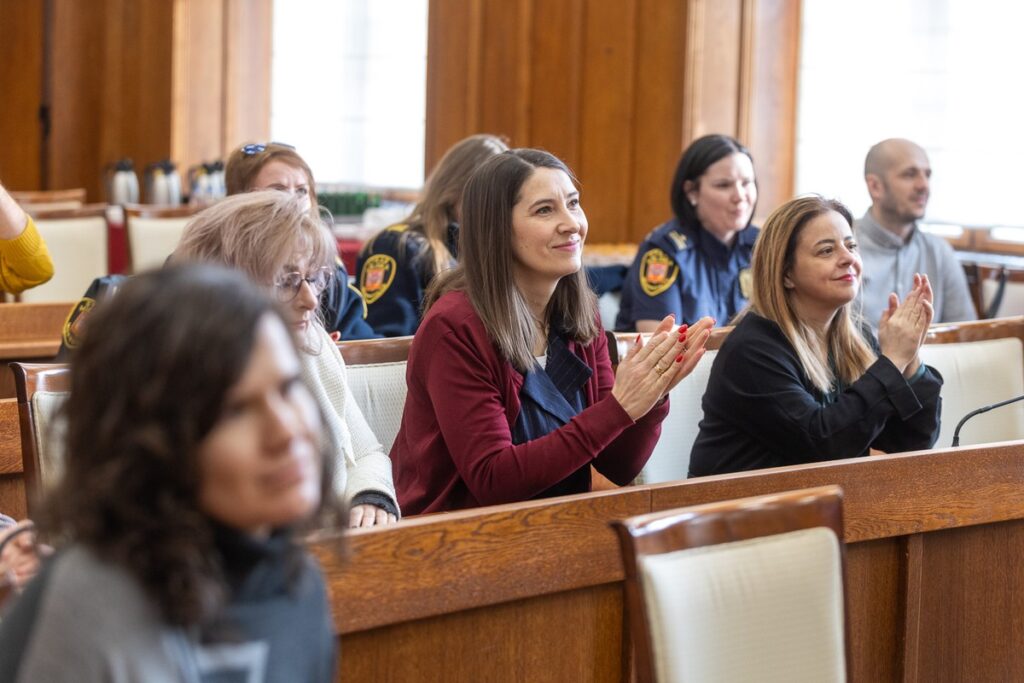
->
[[576, 0, 639, 244], [475, 0, 528, 146], [114, 0, 174, 180], [681, 0, 743, 144], [424, 0, 482, 171], [48, 0, 108, 201], [171, 0, 227, 177], [744, 0, 801, 218], [913, 520, 1024, 681], [527, 0, 584, 173], [0, 0, 45, 188], [628, 0, 689, 241], [48, 0, 174, 202], [223, 0, 272, 153]]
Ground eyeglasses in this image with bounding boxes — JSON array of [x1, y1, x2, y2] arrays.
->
[[274, 267, 333, 302], [241, 141, 296, 156]]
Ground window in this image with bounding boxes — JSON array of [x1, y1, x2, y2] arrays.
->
[[271, 0, 428, 189], [796, 1, 1024, 227]]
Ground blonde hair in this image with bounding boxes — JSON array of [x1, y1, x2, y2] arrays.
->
[[393, 134, 508, 277], [173, 192, 335, 288], [749, 195, 875, 392]]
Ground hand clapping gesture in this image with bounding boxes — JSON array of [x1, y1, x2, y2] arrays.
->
[[611, 315, 713, 421], [878, 273, 933, 377]]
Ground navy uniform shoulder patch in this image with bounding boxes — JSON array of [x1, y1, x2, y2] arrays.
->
[[62, 297, 97, 349], [639, 248, 679, 297], [360, 254, 397, 303], [739, 267, 753, 299], [666, 230, 689, 252]]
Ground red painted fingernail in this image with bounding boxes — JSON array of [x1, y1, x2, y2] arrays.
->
[[675, 354, 684, 363], [635, 334, 641, 343], [678, 324, 688, 334], [678, 335, 686, 344]]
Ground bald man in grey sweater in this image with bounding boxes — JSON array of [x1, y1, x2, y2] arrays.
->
[[854, 138, 976, 325]]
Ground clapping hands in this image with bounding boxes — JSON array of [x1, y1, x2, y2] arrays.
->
[[611, 315, 713, 420], [878, 273, 933, 376]]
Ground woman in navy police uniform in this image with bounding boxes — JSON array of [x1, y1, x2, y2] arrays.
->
[[616, 134, 759, 332]]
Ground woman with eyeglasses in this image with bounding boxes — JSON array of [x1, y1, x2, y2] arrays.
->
[[173, 192, 399, 527], [226, 141, 379, 341]]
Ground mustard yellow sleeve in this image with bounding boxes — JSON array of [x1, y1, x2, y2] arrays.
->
[[0, 216, 55, 294]]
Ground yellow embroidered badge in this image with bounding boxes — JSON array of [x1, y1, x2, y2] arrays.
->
[[739, 268, 753, 299], [639, 249, 679, 297], [360, 254, 397, 303], [62, 297, 96, 349]]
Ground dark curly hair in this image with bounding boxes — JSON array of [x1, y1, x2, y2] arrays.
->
[[40, 264, 342, 626]]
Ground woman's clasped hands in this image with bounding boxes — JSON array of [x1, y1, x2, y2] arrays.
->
[[611, 315, 713, 421], [878, 273, 933, 377]]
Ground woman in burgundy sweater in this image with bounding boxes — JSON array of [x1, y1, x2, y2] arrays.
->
[[391, 149, 712, 514]]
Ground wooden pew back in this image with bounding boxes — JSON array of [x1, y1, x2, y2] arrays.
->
[[318, 440, 1024, 682]]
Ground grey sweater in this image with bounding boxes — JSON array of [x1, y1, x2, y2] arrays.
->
[[0, 533, 335, 682]]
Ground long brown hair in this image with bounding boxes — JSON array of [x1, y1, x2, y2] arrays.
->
[[749, 195, 875, 392], [425, 149, 598, 372], [42, 265, 343, 626], [376, 134, 508, 277]]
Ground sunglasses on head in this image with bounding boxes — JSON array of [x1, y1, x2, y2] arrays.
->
[[241, 142, 296, 156]]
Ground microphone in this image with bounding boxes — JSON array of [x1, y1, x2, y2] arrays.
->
[[951, 394, 1024, 447]]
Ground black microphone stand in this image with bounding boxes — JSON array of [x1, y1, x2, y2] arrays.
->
[[951, 394, 1024, 447]]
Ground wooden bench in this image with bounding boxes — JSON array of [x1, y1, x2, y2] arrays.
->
[[0, 301, 72, 398], [313, 439, 1024, 682]]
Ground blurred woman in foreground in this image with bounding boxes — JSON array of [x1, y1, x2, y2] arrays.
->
[[0, 265, 340, 681]]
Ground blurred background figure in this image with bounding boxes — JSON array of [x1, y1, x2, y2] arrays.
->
[[175, 192, 400, 527], [616, 134, 758, 332], [226, 141, 379, 340]]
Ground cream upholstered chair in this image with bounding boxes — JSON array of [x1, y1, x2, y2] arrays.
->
[[339, 336, 414, 453], [12, 363, 71, 515], [20, 205, 109, 303], [611, 486, 849, 683], [123, 204, 199, 273], [608, 328, 729, 484], [920, 336, 1024, 447]]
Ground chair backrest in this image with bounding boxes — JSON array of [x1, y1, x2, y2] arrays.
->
[[123, 203, 199, 273], [21, 204, 109, 303], [920, 337, 1024, 446], [339, 336, 413, 454], [11, 188, 87, 214], [611, 485, 848, 683], [609, 327, 731, 484], [11, 363, 71, 514]]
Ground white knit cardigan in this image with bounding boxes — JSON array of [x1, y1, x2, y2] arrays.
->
[[299, 325, 400, 516]]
